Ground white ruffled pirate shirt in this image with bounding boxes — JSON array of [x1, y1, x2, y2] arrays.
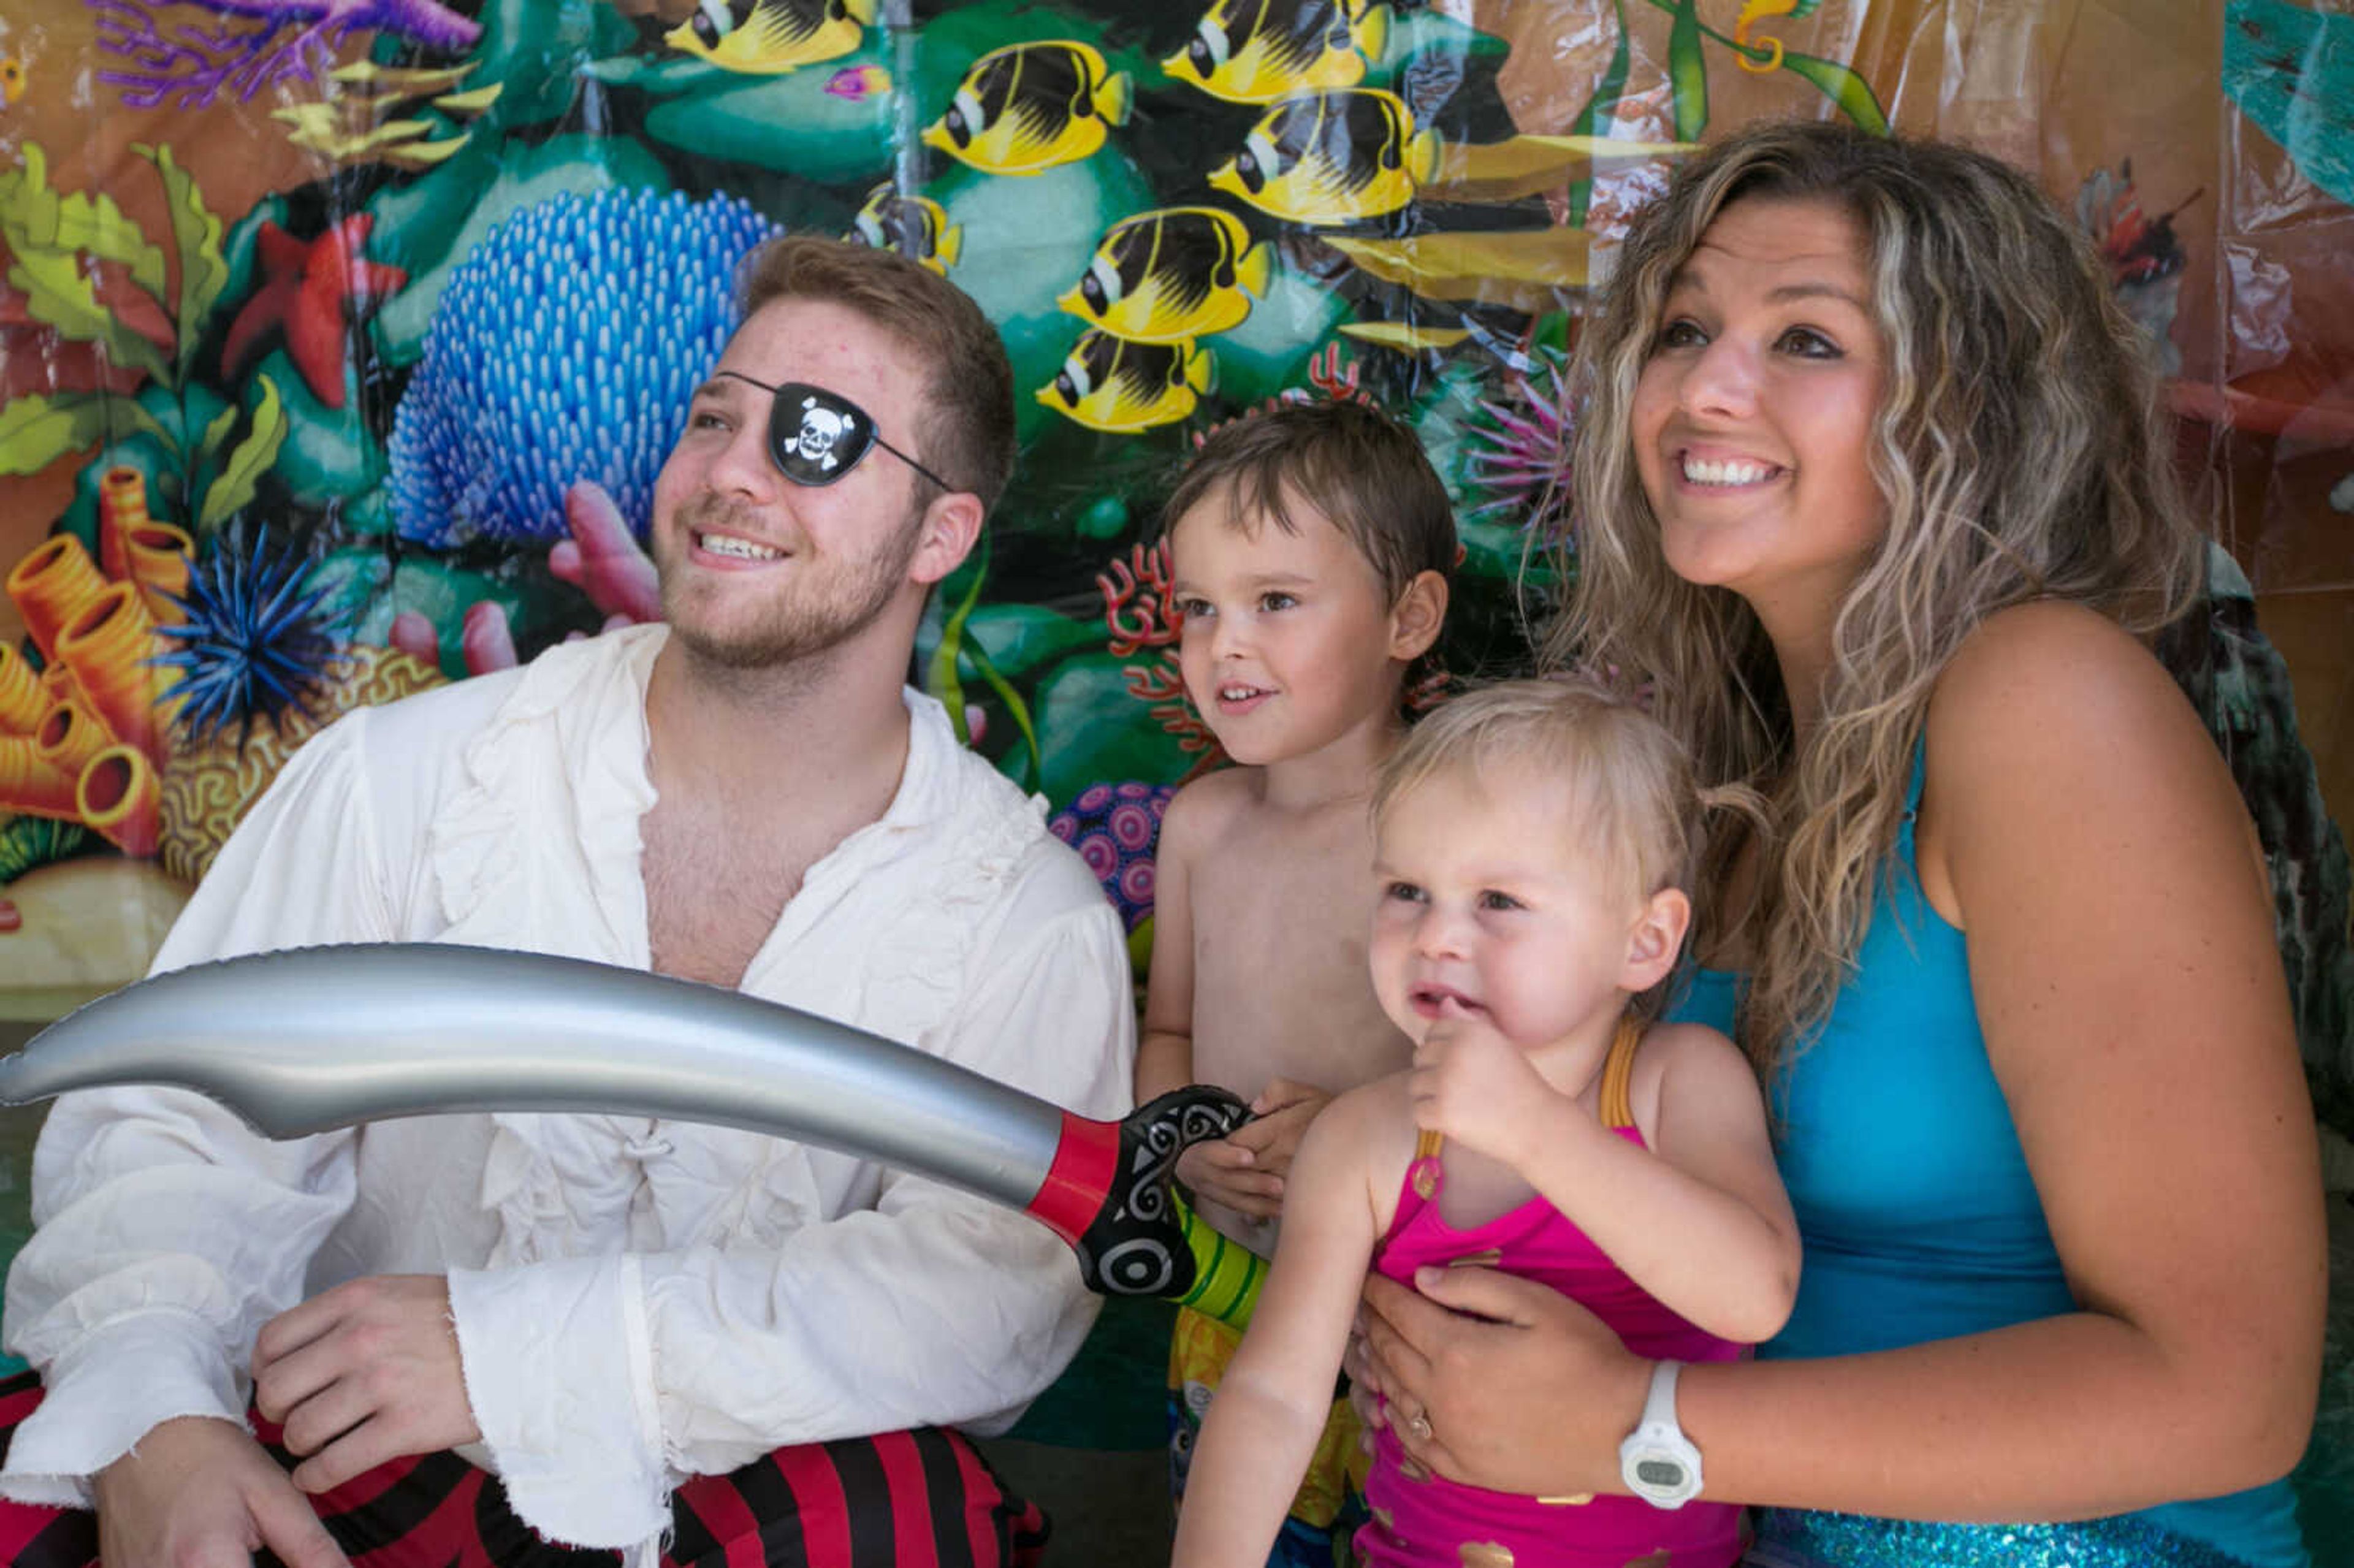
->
[[0, 623, 1135, 1553]]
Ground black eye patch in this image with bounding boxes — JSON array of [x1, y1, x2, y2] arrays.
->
[[714, 373, 952, 493]]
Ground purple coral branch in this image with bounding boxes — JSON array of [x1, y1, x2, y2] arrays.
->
[[85, 0, 478, 110], [91, 0, 323, 108], [171, 0, 479, 51]]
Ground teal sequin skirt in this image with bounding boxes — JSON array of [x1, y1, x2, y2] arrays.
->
[[1740, 1508, 2259, 1568]]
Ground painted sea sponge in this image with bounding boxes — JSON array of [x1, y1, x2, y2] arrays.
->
[[387, 188, 780, 548]]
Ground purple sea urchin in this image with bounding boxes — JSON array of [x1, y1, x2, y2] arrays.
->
[[1462, 346, 1574, 539], [153, 524, 340, 749], [387, 189, 782, 550], [1048, 782, 1173, 933]]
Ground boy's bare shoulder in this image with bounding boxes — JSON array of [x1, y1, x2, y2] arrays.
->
[[1160, 766, 1259, 851]]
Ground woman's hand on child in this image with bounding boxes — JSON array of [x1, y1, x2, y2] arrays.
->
[[1357, 1265, 1650, 1498], [1409, 1017, 1551, 1165]]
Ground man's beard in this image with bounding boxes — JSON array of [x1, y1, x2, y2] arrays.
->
[[656, 492, 923, 671]]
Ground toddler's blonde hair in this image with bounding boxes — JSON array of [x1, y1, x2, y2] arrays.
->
[[1373, 674, 1761, 1018]]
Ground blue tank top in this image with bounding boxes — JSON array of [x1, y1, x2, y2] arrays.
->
[[1670, 748, 2309, 1567]]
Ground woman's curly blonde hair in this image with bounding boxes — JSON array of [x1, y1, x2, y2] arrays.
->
[[1541, 119, 2206, 1086]]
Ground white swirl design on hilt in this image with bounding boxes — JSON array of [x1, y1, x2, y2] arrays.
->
[[1075, 1085, 1249, 1296]]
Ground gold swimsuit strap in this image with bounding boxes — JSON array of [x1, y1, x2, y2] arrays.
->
[[1412, 1014, 1647, 1170], [1598, 1013, 1645, 1131]]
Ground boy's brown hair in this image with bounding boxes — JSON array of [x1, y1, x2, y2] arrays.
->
[[737, 236, 1017, 514], [1160, 398, 1457, 605]]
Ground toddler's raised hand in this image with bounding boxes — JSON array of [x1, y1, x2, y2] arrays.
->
[[1410, 1016, 1550, 1165]]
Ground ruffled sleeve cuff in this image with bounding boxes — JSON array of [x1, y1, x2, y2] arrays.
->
[[447, 1254, 669, 1548], [0, 1311, 244, 1507]]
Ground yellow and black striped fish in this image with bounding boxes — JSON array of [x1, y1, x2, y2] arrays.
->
[[665, 0, 874, 75], [1208, 87, 1439, 226], [1057, 207, 1270, 343], [847, 184, 963, 274], [921, 41, 1133, 177], [1163, 0, 1390, 104], [1037, 330, 1213, 433]]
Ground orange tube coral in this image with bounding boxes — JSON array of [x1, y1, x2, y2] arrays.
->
[[56, 582, 173, 762], [97, 468, 150, 571], [0, 645, 47, 736], [78, 744, 161, 856], [37, 660, 84, 714], [121, 527, 194, 627], [0, 737, 81, 819], [7, 535, 111, 664], [101, 471, 194, 624], [35, 698, 110, 780]]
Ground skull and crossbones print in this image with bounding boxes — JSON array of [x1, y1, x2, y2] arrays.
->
[[790, 396, 858, 472]]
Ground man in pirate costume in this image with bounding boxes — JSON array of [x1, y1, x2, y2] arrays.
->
[[0, 238, 1133, 1568]]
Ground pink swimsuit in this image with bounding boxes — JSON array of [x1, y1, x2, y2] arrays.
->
[[1360, 1027, 1747, 1568]]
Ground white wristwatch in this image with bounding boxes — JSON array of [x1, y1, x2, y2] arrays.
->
[[1618, 1358, 1704, 1509]]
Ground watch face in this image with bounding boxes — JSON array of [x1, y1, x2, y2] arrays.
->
[[1634, 1456, 1688, 1489]]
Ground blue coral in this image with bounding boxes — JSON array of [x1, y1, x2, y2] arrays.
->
[[153, 523, 340, 748], [388, 188, 781, 549]]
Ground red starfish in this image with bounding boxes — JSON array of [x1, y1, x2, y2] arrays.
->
[[219, 213, 406, 409]]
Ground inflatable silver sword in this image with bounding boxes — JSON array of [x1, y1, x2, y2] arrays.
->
[[0, 943, 1248, 1298]]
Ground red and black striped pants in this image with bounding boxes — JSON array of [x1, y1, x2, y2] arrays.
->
[[0, 1373, 1047, 1568]]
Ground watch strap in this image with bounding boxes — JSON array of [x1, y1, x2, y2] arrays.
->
[[1641, 1357, 1685, 1429]]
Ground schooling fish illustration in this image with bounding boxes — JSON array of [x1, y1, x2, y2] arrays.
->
[[1163, 0, 1390, 104], [1057, 207, 1271, 343], [665, 0, 875, 75], [1038, 330, 1213, 433], [847, 184, 963, 273], [1208, 87, 1439, 226], [921, 41, 1133, 177]]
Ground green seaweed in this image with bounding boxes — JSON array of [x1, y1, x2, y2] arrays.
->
[[1666, 0, 1709, 142], [1778, 50, 1890, 136], [1637, 0, 1889, 135], [143, 143, 231, 384], [197, 376, 289, 531], [0, 394, 161, 480], [926, 557, 988, 740], [0, 141, 284, 527], [1565, 0, 1634, 229]]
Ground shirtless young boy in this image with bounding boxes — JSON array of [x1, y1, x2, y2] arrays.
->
[[1137, 397, 1453, 1564]]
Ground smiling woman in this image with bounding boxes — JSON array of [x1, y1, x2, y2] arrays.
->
[[1353, 120, 2327, 1568], [1629, 197, 1889, 665]]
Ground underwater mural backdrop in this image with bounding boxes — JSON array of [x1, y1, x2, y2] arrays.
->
[[0, 0, 2347, 1087], [0, 0, 2352, 1545]]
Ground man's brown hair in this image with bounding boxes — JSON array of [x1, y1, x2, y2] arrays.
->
[[737, 236, 1017, 514]]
